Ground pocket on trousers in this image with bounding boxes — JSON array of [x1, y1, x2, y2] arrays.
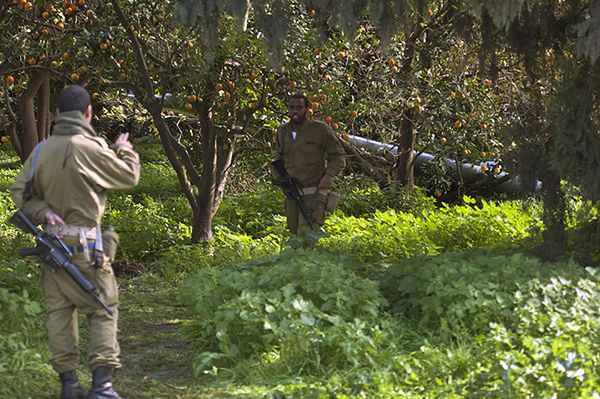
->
[[310, 193, 328, 226], [325, 191, 340, 212], [95, 264, 118, 307]]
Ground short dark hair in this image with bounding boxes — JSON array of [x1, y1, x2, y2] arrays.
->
[[289, 93, 309, 108], [57, 85, 91, 113]]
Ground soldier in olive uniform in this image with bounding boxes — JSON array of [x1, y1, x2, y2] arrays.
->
[[11, 86, 140, 399], [273, 93, 345, 234]]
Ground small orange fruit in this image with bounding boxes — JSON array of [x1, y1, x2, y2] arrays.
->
[[70, 72, 79, 81], [214, 82, 223, 91], [184, 102, 193, 111], [6, 75, 15, 85], [350, 110, 358, 118]]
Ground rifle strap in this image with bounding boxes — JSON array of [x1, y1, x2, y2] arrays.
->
[[23, 141, 46, 201]]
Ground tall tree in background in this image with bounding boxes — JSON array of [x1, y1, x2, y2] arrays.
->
[[476, 0, 600, 260]]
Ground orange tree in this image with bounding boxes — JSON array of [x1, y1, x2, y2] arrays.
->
[[176, 0, 517, 196], [1, 0, 336, 242]]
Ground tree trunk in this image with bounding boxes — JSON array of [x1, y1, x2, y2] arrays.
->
[[538, 166, 566, 260], [192, 103, 218, 243], [393, 107, 417, 188], [36, 73, 51, 141], [17, 71, 49, 159]]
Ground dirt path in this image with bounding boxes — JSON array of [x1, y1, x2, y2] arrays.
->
[[114, 274, 237, 399]]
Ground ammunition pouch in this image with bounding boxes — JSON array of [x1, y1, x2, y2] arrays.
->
[[102, 229, 119, 262], [325, 191, 340, 212]]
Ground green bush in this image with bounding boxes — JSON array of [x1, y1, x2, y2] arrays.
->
[[321, 196, 540, 263], [380, 250, 570, 333], [180, 249, 399, 378], [0, 286, 52, 398], [377, 250, 600, 398], [103, 194, 191, 260], [151, 226, 281, 283], [337, 184, 437, 216], [214, 185, 286, 238]]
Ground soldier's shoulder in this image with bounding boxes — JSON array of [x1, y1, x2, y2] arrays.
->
[[73, 134, 109, 150], [309, 119, 330, 130]]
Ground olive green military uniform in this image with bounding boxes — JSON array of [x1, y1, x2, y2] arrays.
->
[[10, 111, 140, 374], [274, 118, 345, 233]]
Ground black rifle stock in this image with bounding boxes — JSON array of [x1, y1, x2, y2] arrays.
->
[[9, 210, 113, 316], [271, 159, 315, 229]]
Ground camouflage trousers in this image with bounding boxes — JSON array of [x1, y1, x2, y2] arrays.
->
[[41, 236, 120, 374]]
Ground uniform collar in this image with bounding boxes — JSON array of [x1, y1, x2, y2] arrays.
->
[[53, 111, 97, 137]]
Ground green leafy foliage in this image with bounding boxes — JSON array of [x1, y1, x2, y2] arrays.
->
[[321, 196, 540, 262], [214, 186, 286, 238], [337, 184, 437, 216], [151, 227, 281, 283], [0, 286, 52, 398], [180, 249, 399, 377], [103, 194, 191, 261]]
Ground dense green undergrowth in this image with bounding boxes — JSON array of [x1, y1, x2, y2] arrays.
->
[[1, 141, 599, 398]]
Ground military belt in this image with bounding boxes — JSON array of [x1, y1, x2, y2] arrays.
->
[[301, 187, 330, 196], [67, 241, 96, 254], [45, 224, 98, 239]]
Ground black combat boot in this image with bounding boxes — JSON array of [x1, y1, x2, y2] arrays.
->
[[59, 370, 87, 399], [87, 366, 122, 399]]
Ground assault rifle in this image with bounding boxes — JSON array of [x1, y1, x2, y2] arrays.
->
[[271, 159, 315, 230], [9, 210, 113, 316]]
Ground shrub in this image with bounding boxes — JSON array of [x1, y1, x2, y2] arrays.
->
[[321, 196, 540, 263], [0, 286, 52, 398], [214, 185, 286, 238], [337, 184, 437, 216], [373, 251, 599, 397], [103, 194, 191, 260], [150, 226, 281, 283], [180, 249, 399, 378]]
